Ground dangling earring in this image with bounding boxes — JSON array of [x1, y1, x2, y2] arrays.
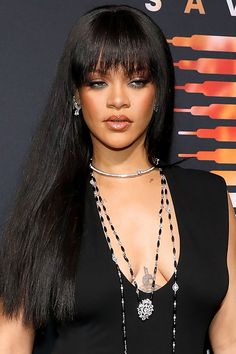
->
[[154, 103, 158, 113], [152, 156, 160, 166], [72, 95, 81, 116]]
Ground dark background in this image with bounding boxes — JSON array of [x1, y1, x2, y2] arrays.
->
[[0, 1, 235, 352], [1, 0, 236, 226]]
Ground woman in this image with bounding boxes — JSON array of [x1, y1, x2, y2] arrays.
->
[[0, 4, 235, 354]]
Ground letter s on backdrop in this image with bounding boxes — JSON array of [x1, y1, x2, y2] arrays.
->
[[145, 0, 162, 12]]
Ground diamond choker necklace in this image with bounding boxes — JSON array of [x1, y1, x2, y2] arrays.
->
[[89, 158, 159, 178]]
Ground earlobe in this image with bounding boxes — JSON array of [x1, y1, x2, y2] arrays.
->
[[153, 104, 158, 113], [72, 95, 81, 116], [74, 89, 80, 103]]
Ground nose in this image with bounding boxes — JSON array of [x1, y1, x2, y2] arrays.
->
[[106, 83, 130, 110]]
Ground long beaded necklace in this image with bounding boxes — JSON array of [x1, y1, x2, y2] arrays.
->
[[89, 165, 179, 353]]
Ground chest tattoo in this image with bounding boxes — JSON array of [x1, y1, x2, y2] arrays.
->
[[140, 266, 160, 292]]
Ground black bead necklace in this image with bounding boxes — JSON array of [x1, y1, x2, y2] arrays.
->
[[89, 167, 179, 353]]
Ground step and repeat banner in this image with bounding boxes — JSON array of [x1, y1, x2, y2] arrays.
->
[[0, 0, 235, 224], [0, 1, 235, 352], [143, 0, 236, 210]]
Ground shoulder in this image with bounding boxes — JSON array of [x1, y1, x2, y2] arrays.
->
[[163, 164, 229, 218], [165, 164, 227, 194]]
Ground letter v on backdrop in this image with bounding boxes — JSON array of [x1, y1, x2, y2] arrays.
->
[[226, 0, 236, 16]]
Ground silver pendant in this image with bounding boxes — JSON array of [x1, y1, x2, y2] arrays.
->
[[172, 281, 179, 294], [137, 298, 154, 320]]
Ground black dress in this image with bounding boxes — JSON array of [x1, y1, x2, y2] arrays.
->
[[34, 164, 229, 354]]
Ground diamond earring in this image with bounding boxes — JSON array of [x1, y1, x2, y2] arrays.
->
[[152, 156, 160, 166], [73, 95, 81, 116], [154, 104, 158, 113]]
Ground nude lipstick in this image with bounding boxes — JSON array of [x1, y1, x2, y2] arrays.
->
[[104, 115, 132, 131]]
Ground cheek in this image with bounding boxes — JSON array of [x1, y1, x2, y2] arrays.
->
[[78, 92, 107, 140], [80, 94, 103, 121], [133, 91, 156, 122], [139, 95, 155, 112]]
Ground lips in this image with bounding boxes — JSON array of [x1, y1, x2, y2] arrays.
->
[[104, 115, 132, 132], [105, 115, 132, 122]]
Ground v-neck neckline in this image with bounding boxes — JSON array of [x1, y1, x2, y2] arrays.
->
[[88, 165, 185, 295]]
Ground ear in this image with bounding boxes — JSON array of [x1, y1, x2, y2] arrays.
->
[[154, 87, 158, 104], [74, 89, 80, 103]]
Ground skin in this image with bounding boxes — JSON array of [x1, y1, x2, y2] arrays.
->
[[76, 64, 178, 290], [0, 64, 160, 354], [75, 65, 157, 174], [76, 64, 236, 352], [208, 192, 236, 353], [0, 302, 35, 354], [1, 65, 235, 353]]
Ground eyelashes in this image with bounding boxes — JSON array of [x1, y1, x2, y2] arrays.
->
[[87, 81, 106, 88], [130, 79, 149, 88], [86, 79, 150, 89]]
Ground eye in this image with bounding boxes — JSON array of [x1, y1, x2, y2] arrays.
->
[[87, 80, 107, 88], [129, 79, 149, 88]]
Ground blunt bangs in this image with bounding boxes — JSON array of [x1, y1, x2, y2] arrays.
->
[[71, 8, 159, 87], [68, 4, 174, 162]]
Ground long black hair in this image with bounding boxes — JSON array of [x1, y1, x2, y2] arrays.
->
[[0, 4, 177, 329]]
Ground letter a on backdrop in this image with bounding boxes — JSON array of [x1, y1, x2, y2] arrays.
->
[[184, 0, 206, 14]]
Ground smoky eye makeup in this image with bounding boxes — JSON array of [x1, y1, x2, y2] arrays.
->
[[84, 73, 106, 87], [85, 78, 150, 89], [129, 78, 150, 88], [86, 80, 107, 88], [128, 70, 153, 85], [84, 70, 152, 88]]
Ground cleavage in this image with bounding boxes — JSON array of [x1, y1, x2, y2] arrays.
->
[[94, 174, 180, 293]]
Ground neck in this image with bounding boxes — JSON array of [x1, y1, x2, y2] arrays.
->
[[91, 140, 153, 175]]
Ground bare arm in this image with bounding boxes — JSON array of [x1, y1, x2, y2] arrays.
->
[[0, 301, 35, 354], [209, 192, 236, 353]]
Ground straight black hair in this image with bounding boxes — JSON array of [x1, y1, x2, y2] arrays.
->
[[0, 4, 179, 329]]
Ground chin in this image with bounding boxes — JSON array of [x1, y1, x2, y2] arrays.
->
[[91, 129, 146, 150], [102, 135, 144, 151], [103, 140, 134, 151]]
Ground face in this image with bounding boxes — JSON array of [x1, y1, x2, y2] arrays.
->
[[75, 65, 157, 151]]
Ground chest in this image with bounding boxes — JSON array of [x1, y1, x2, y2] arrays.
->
[[91, 172, 180, 290]]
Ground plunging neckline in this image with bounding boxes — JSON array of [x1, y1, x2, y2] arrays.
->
[[89, 165, 184, 295]]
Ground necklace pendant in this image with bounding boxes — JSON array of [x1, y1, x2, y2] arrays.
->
[[137, 298, 154, 320]]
